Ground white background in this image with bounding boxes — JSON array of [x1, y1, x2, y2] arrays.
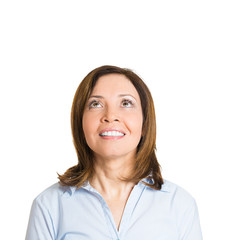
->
[[0, 0, 229, 239]]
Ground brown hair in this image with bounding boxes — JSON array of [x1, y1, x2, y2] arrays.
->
[[58, 65, 163, 190]]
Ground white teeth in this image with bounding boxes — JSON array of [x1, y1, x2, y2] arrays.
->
[[100, 131, 125, 136]]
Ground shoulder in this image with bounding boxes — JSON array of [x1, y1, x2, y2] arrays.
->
[[144, 178, 197, 207], [33, 182, 72, 207], [162, 179, 195, 198], [161, 179, 197, 212]]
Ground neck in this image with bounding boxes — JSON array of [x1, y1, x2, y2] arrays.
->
[[89, 155, 136, 200]]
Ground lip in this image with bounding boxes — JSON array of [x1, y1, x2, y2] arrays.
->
[[99, 128, 126, 135], [99, 135, 125, 140]]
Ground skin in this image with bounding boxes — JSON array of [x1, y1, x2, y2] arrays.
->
[[82, 73, 143, 230]]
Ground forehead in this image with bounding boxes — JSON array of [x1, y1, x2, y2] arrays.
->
[[92, 74, 138, 96]]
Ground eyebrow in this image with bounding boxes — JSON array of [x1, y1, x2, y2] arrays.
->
[[89, 94, 137, 101]]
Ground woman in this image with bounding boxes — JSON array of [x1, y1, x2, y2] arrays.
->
[[26, 65, 203, 240]]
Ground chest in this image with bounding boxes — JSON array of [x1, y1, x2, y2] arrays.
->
[[105, 198, 128, 231], [55, 188, 178, 240]]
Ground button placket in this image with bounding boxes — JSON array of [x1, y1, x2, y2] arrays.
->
[[117, 182, 146, 237], [81, 180, 147, 240], [83, 183, 120, 240]]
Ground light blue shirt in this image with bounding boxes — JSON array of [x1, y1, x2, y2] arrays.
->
[[26, 179, 202, 240]]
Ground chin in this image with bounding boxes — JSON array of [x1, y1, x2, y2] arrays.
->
[[96, 152, 123, 160], [94, 149, 137, 161]]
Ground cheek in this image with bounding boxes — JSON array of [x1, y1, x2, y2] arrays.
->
[[82, 114, 93, 140], [82, 112, 99, 146], [128, 112, 143, 131]]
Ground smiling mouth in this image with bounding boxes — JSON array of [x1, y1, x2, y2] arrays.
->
[[99, 131, 125, 137]]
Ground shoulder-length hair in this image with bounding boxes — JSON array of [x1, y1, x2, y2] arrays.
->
[[58, 65, 163, 190]]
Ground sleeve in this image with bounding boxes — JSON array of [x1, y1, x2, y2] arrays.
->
[[25, 197, 55, 240], [178, 198, 203, 240]]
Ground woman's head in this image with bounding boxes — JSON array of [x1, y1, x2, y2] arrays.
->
[[58, 65, 163, 189], [82, 73, 143, 162]]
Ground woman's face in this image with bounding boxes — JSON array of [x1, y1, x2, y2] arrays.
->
[[82, 74, 143, 161]]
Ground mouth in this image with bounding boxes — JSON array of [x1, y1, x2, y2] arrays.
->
[[99, 129, 126, 140]]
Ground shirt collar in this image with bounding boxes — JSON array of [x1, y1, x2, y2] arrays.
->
[[65, 177, 170, 196], [142, 178, 170, 192]]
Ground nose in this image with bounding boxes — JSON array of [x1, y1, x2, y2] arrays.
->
[[100, 107, 120, 123]]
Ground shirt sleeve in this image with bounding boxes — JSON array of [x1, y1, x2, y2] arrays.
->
[[178, 198, 203, 240], [25, 197, 55, 240]]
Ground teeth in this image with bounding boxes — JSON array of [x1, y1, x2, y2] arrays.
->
[[100, 131, 125, 136]]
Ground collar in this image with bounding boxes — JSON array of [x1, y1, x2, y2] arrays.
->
[[65, 177, 170, 196], [142, 178, 170, 192]]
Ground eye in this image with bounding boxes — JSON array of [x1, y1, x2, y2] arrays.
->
[[88, 100, 102, 109], [121, 99, 134, 108]]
